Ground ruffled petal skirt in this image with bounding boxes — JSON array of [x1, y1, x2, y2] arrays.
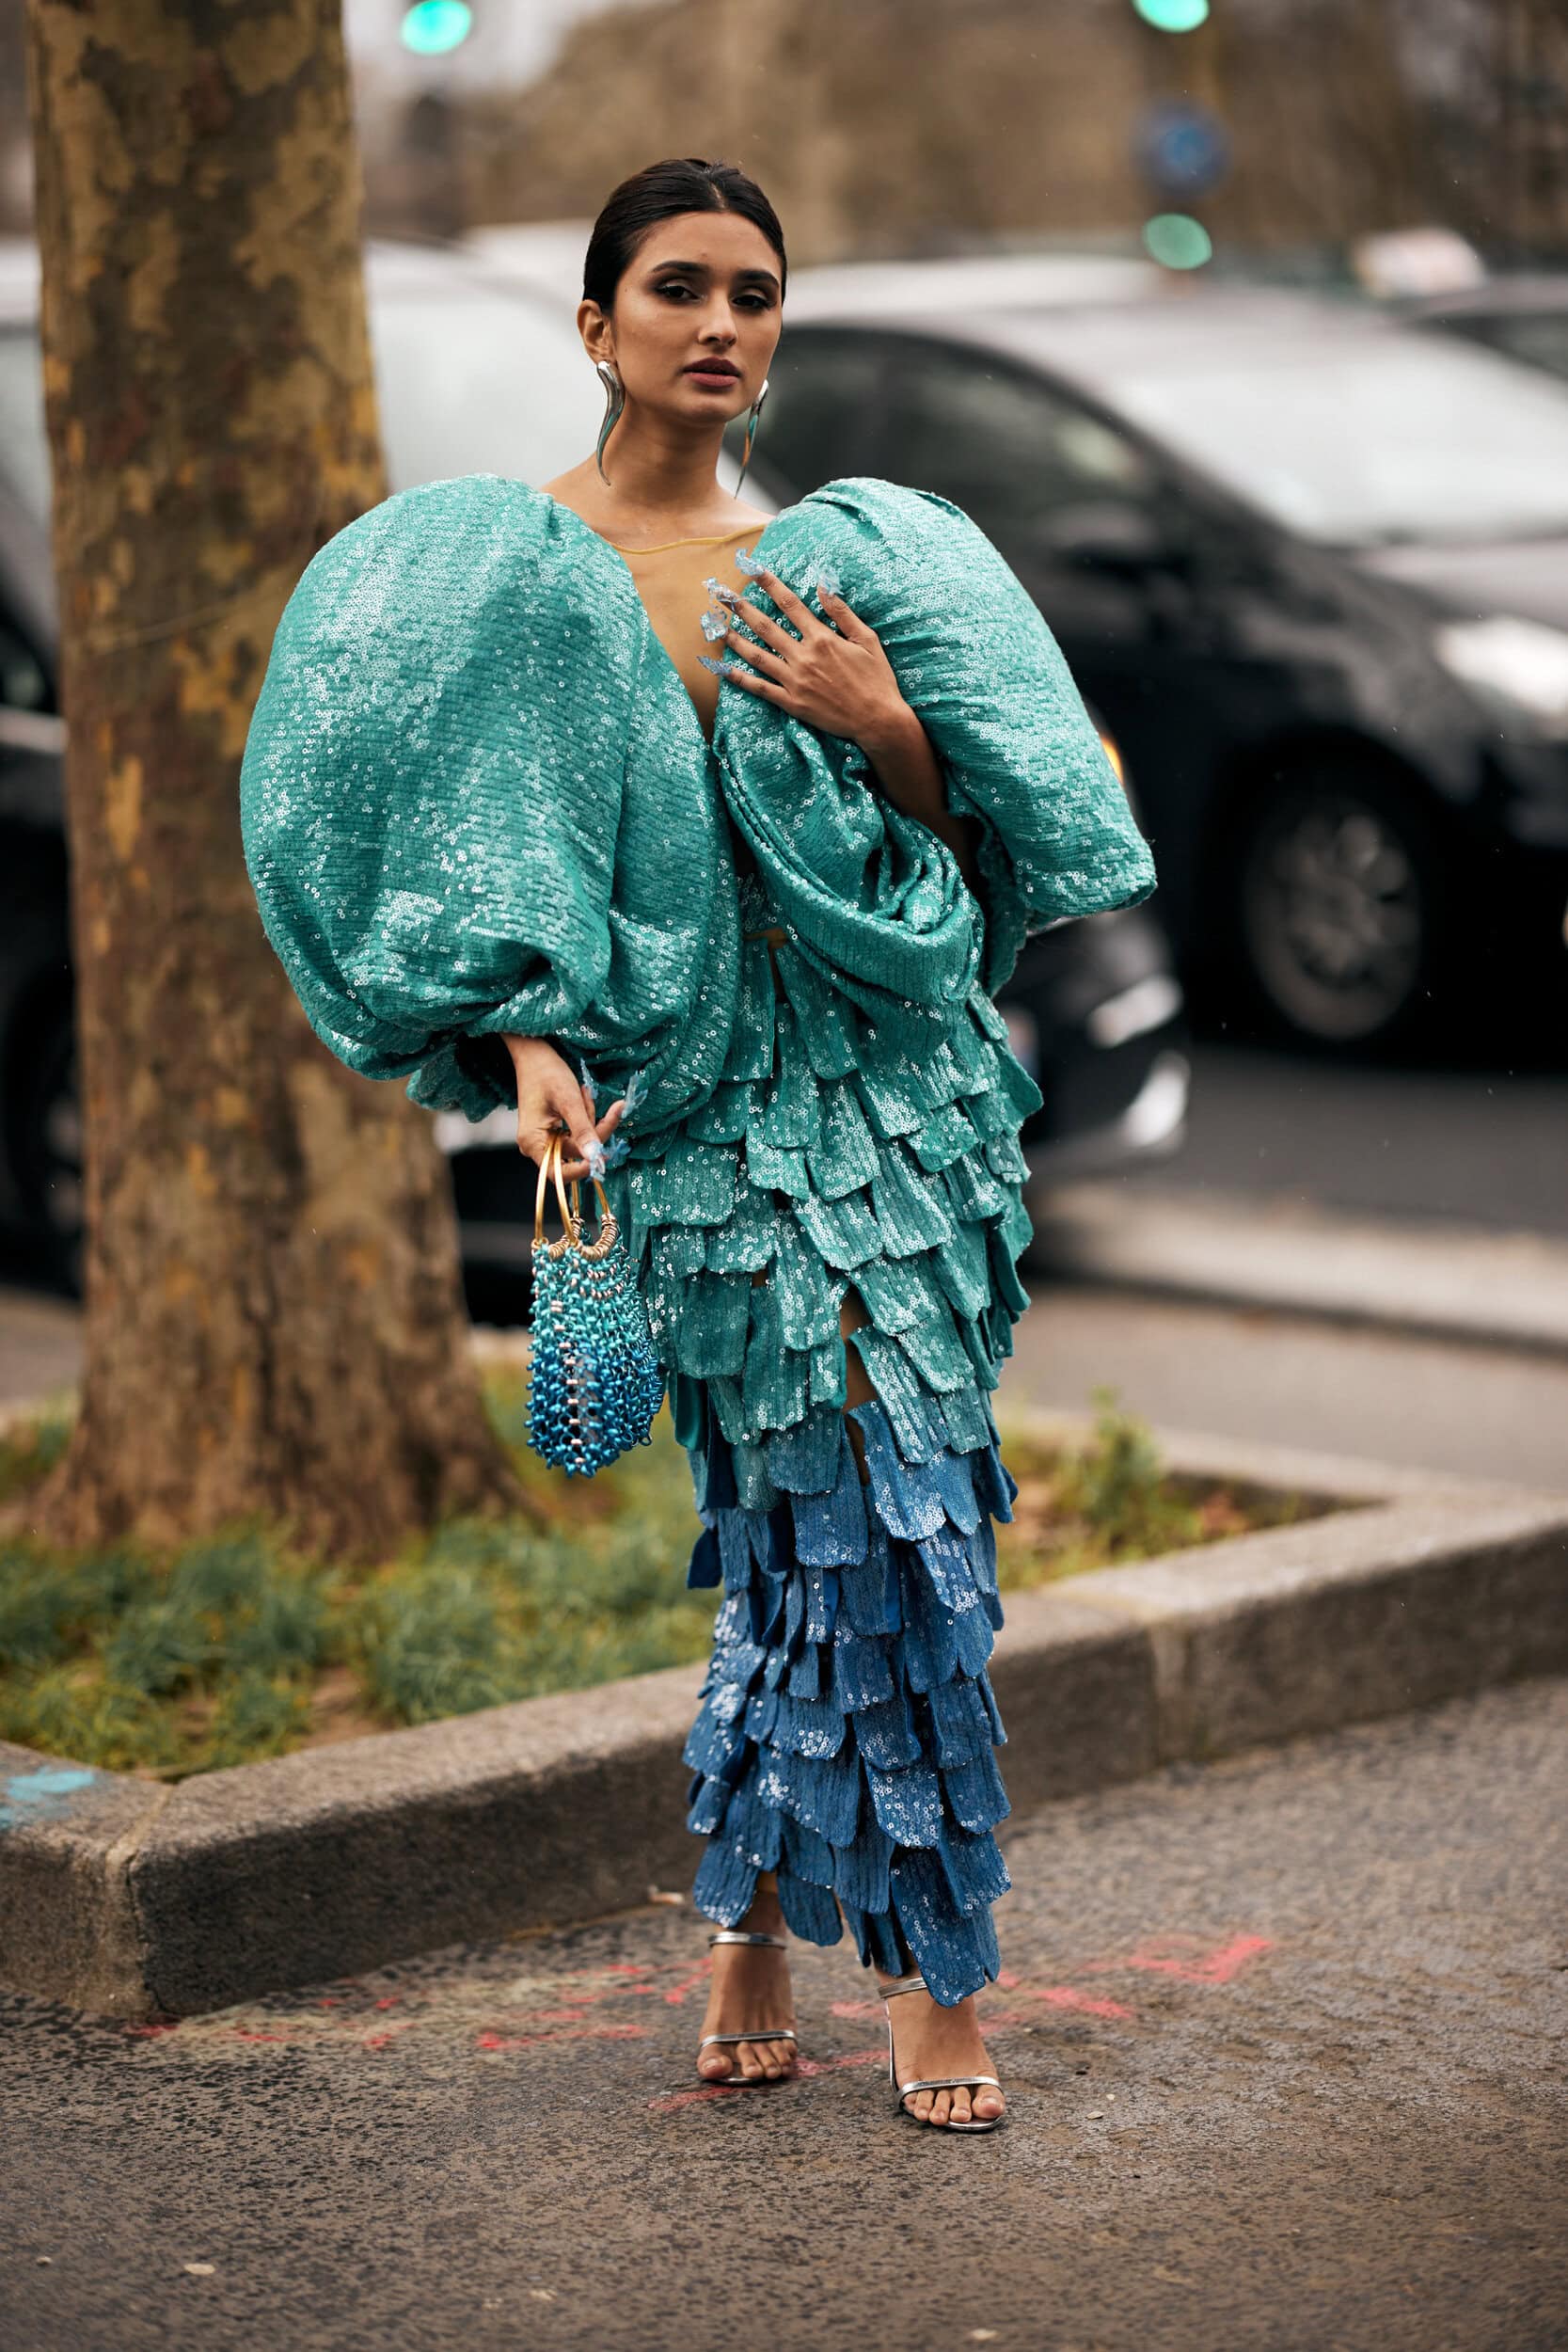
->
[[609, 867, 1044, 2009]]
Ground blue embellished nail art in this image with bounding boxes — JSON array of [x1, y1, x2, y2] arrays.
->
[[699, 604, 731, 644], [696, 653, 732, 675], [583, 1133, 607, 1182], [733, 545, 768, 577], [815, 563, 842, 600], [577, 1055, 598, 1101]]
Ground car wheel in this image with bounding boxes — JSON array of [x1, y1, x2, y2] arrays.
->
[[1229, 766, 1445, 1051], [9, 994, 85, 1293]]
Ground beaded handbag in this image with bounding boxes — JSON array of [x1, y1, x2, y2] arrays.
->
[[526, 1130, 665, 1475]]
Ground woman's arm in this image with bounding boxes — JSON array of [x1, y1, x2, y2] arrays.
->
[[858, 701, 986, 904]]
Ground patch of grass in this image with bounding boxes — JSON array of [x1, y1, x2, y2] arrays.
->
[[0, 1367, 1314, 1781], [994, 1384, 1315, 1586]]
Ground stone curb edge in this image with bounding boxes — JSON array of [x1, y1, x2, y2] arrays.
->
[[2, 1412, 1564, 2021]]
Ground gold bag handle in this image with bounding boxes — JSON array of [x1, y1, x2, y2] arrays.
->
[[531, 1130, 619, 1260]]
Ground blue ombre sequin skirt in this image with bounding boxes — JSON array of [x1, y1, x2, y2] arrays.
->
[[678, 1387, 1017, 2006], [612, 866, 1042, 2009]]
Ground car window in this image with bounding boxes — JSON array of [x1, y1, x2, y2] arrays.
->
[[881, 343, 1163, 540], [742, 336, 887, 496], [0, 285, 601, 537], [368, 284, 598, 492], [1102, 329, 1568, 546], [1428, 310, 1568, 390], [0, 326, 49, 529]]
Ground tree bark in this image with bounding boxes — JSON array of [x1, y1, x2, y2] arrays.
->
[[16, 0, 532, 1564]]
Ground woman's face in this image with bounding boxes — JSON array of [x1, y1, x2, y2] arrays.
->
[[589, 210, 784, 430]]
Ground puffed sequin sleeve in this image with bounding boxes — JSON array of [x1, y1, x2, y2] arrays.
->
[[778, 477, 1159, 1000], [239, 475, 631, 1120]]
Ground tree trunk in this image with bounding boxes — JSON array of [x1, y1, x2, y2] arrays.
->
[[16, 0, 532, 1565]]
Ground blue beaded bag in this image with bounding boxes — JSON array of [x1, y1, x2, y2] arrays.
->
[[526, 1130, 665, 1475]]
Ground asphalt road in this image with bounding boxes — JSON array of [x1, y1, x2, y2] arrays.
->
[[3, 1675, 1564, 2352], [1130, 1037, 1568, 1239], [1004, 1282, 1568, 1492]]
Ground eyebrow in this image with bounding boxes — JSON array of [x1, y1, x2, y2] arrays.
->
[[646, 259, 781, 292]]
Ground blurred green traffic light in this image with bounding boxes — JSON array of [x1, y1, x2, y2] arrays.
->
[[1142, 213, 1213, 268], [401, 1, 473, 55], [1132, 0, 1211, 28]]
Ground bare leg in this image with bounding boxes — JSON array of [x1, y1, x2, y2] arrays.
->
[[696, 1869, 799, 2084], [839, 1284, 1006, 2127]]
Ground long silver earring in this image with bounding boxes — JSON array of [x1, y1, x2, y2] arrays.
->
[[735, 376, 769, 494], [594, 359, 624, 485]]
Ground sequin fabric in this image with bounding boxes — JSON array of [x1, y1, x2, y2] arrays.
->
[[239, 469, 1158, 2006]]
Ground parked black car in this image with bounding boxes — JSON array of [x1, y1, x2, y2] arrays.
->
[[741, 286, 1568, 1054], [0, 239, 1187, 1294]]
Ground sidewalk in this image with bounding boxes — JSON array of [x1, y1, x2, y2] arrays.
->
[[1028, 1178, 1568, 1359], [5, 1675, 1563, 2352]]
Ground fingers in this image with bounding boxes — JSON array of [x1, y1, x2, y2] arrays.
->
[[521, 1093, 630, 1182], [740, 563, 812, 626]]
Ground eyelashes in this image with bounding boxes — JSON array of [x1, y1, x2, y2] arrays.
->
[[655, 282, 771, 310]]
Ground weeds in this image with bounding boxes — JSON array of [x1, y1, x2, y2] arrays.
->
[[0, 1368, 1307, 1779]]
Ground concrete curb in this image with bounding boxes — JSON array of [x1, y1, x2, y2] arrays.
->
[[1028, 1180, 1568, 1359], [2, 1413, 1564, 2021]]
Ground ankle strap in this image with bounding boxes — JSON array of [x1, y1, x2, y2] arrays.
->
[[707, 1929, 787, 1949], [879, 1969, 929, 1998]]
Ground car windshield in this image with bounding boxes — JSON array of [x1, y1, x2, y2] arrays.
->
[[1097, 328, 1568, 547]]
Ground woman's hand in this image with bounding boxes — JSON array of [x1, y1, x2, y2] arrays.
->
[[707, 567, 911, 753], [710, 564, 986, 902], [502, 1036, 626, 1182]]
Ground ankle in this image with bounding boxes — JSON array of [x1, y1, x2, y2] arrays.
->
[[738, 1880, 786, 1937]]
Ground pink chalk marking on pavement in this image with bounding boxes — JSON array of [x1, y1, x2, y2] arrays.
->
[[1023, 1986, 1136, 2019], [473, 2023, 651, 2052], [648, 2047, 885, 2111], [1078, 1932, 1275, 1984], [659, 1962, 714, 2007]]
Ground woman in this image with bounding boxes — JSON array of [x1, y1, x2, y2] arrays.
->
[[241, 156, 1156, 2134]]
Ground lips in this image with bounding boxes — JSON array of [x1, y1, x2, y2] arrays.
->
[[685, 361, 739, 378]]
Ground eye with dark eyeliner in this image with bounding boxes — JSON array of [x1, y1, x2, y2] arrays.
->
[[655, 279, 771, 309]]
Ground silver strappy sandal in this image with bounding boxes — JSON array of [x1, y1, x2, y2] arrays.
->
[[882, 1968, 1006, 2132], [696, 1930, 799, 2088]]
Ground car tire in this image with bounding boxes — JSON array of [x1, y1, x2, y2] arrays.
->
[[1225, 761, 1449, 1054]]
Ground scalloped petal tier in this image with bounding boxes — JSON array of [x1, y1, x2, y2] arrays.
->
[[601, 869, 1044, 2008]]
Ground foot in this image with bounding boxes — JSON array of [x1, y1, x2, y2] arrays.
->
[[879, 1973, 1006, 2127], [696, 1899, 798, 2087]]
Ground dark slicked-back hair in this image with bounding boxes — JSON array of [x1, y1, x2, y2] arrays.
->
[[583, 156, 786, 311]]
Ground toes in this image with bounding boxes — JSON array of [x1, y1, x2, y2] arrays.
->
[[930, 2089, 952, 2126], [769, 2037, 796, 2074], [950, 2092, 973, 2124], [973, 2089, 1005, 2120], [697, 2048, 734, 2081], [736, 2040, 767, 2081]]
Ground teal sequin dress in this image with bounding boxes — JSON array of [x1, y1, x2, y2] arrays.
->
[[615, 848, 1039, 2002], [238, 471, 1158, 2009]]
